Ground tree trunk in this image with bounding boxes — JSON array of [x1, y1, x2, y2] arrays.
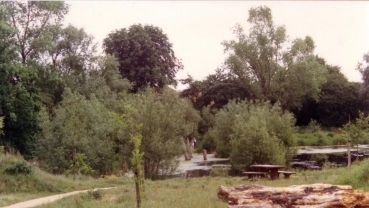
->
[[182, 137, 191, 161], [135, 176, 141, 208]]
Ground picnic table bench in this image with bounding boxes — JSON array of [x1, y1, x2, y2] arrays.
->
[[242, 171, 267, 179], [278, 170, 296, 179], [250, 164, 284, 180]]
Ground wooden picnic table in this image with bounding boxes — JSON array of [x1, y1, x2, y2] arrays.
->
[[250, 164, 284, 180]]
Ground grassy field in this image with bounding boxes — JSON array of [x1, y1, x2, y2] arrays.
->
[[0, 154, 127, 206], [3, 152, 369, 208], [36, 163, 368, 208]]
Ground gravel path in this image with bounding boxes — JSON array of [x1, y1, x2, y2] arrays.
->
[[1, 187, 116, 208]]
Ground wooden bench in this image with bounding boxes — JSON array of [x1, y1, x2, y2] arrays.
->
[[242, 171, 267, 179], [278, 171, 296, 179]]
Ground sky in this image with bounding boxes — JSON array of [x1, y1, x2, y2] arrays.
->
[[64, 1, 369, 89]]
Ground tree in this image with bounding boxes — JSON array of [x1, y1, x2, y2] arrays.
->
[[1, 1, 68, 64], [181, 70, 253, 110], [122, 88, 200, 179], [131, 132, 144, 208], [36, 89, 122, 175], [293, 64, 361, 127], [344, 112, 369, 156], [103, 24, 183, 92], [0, 11, 41, 156], [222, 6, 327, 110], [43, 25, 97, 78], [357, 52, 369, 111], [210, 101, 296, 171]]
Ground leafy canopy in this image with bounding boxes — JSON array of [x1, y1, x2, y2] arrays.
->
[[103, 24, 183, 92]]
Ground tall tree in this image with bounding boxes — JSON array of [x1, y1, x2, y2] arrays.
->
[[103, 24, 183, 92], [1, 1, 68, 64], [294, 65, 361, 127], [357, 52, 369, 111], [0, 11, 41, 156], [123, 88, 200, 179], [222, 6, 327, 110], [181, 69, 253, 110]]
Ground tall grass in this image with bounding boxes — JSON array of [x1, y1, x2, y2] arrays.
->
[[37, 164, 361, 208], [5, 153, 369, 208], [0, 154, 127, 206]]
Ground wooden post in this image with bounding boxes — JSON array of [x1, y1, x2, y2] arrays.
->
[[347, 140, 351, 168], [203, 149, 207, 161]]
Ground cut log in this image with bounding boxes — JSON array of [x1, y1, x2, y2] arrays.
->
[[217, 183, 369, 208]]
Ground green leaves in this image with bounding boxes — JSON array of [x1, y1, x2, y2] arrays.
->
[[2, 1, 69, 63], [344, 112, 369, 147], [211, 100, 296, 171], [103, 24, 182, 92], [223, 6, 328, 110], [123, 88, 200, 179]]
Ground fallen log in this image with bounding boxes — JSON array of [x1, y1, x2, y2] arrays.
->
[[217, 183, 369, 207]]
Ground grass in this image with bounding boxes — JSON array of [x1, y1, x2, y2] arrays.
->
[[36, 164, 360, 208], [295, 128, 348, 146], [0, 153, 128, 207], [4, 151, 369, 208]]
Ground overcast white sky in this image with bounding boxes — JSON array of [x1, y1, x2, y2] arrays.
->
[[64, 1, 369, 89]]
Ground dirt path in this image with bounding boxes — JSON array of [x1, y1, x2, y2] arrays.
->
[[1, 187, 116, 208]]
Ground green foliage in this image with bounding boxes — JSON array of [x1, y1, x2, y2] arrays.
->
[[307, 120, 321, 132], [211, 101, 296, 171], [222, 6, 327, 110], [181, 72, 252, 111], [343, 112, 369, 151], [4, 160, 32, 175], [65, 153, 93, 179], [131, 133, 144, 208], [337, 160, 369, 188], [103, 24, 183, 92], [1, 1, 69, 64], [36, 89, 122, 175], [0, 14, 41, 156], [294, 65, 361, 127], [85, 190, 103, 200], [123, 88, 200, 179], [357, 52, 369, 110]]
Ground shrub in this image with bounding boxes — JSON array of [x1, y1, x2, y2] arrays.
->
[[85, 189, 103, 200], [211, 101, 296, 171], [337, 160, 369, 188], [4, 160, 32, 175], [307, 120, 321, 132]]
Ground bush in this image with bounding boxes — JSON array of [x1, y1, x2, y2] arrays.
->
[[211, 101, 296, 171], [4, 160, 32, 175], [337, 160, 369, 188], [307, 120, 321, 132], [85, 189, 103, 200]]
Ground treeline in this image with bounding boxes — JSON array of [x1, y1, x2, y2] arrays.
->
[[0, 3, 368, 177]]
